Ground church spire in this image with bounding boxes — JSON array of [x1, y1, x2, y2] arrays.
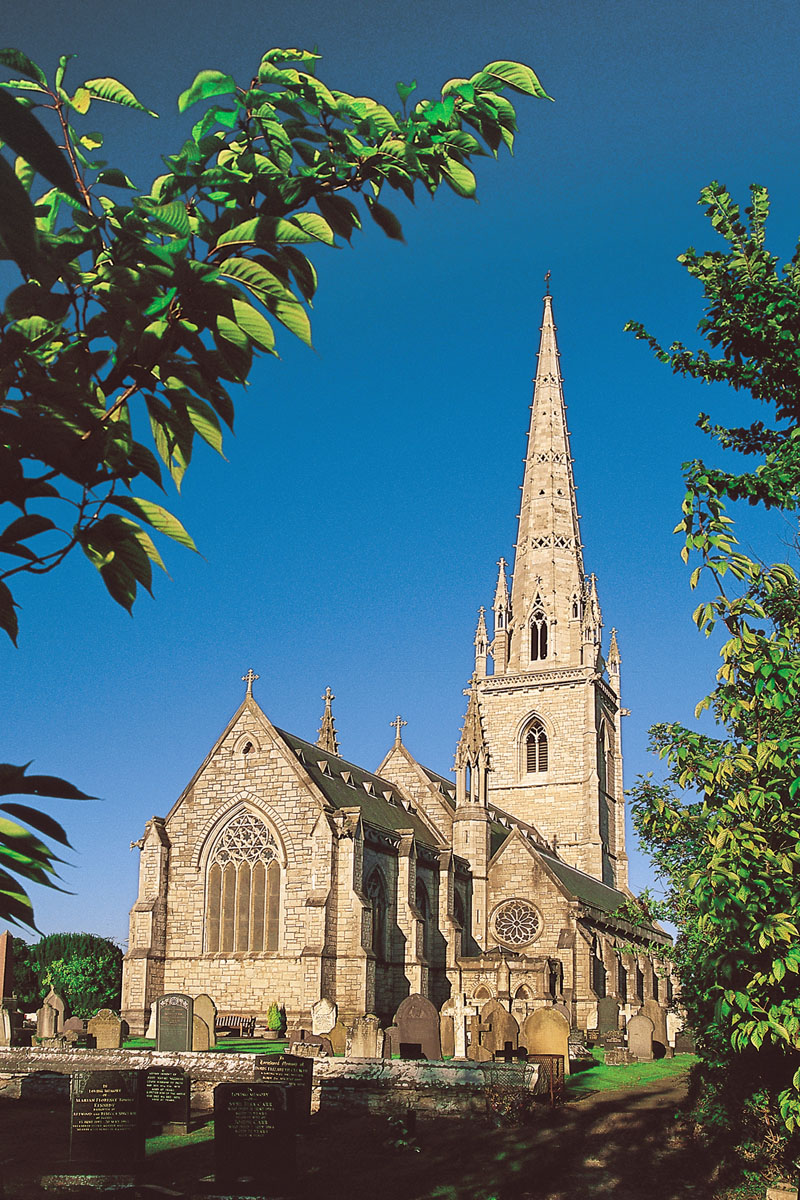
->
[[492, 558, 510, 675], [474, 607, 489, 678], [316, 687, 340, 756]]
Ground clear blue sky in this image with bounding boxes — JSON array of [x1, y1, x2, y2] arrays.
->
[[3, 0, 798, 944]]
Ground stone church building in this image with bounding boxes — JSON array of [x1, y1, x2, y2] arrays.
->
[[121, 295, 672, 1036]]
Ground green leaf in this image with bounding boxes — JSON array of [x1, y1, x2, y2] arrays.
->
[[111, 497, 198, 551], [95, 168, 136, 189], [396, 80, 417, 104], [83, 76, 157, 116], [0, 579, 19, 645], [0, 48, 48, 88], [439, 156, 476, 198], [0, 154, 38, 275], [219, 256, 295, 302], [0, 804, 73, 847], [366, 197, 405, 242], [0, 765, 93, 800], [471, 60, 553, 100], [178, 69, 236, 114], [231, 298, 276, 352], [0, 88, 79, 198]]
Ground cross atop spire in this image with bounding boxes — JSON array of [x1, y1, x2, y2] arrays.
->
[[316, 686, 340, 756], [242, 668, 259, 696], [390, 715, 407, 744], [544, 269, 551, 296]]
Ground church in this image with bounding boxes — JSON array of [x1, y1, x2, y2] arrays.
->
[[121, 295, 672, 1036]]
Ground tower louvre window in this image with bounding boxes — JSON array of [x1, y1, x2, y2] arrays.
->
[[530, 608, 548, 661], [525, 718, 548, 772]]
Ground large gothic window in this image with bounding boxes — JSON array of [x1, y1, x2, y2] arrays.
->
[[205, 811, 281, 953], [366, 870, 388, 961], [530, 608, 548, 661], [525, 717, 549, 772]]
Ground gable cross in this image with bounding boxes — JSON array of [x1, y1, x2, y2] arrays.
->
[[242, 668, 259, 696], [391, 715, 407, 743]]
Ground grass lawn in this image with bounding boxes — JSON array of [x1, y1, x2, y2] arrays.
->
[[566, 1048, 697, 1098], [123, 1037, 289, 1054]]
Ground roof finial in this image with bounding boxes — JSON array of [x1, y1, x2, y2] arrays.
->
[[316, 686, 340, 756], [242, 668, 259, 697], [544, 269, 551, 296], [390, 714, 408, 744]]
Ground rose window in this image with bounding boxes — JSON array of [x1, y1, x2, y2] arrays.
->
[[493, 900, 541, 947]]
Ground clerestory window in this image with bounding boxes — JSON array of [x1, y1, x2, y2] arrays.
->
[[205, 811, 281, 953]]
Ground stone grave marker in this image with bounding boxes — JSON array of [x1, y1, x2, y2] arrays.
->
[[44, 988, 66, 1029], [0, 930, 13, 1001], [145, 1066, 190, 1135], [328, 1018, 347, 1056], [439, 1002, 455, 1058], [214, 1082, 295, 1194], [254, 1053, 313, 1125], [0, 1006, 11, 1047], [642, 1000, 668, 1056], [522, 1007, 571, 1075], [666, 1011, 683, 1048], [382, 1025, 399, 1057], [674, 1029, 697, 1055], [480, 999, 520, 1056], [145, 1008, 157, 1039], [597, 996, 621, 1035], [70, 1070, 145, 1171], [627, 1012, 655, 1062], [63, 1017, 87, 1035], [192, 1014, 211, 1052], [466, 1011, 492, 1062], [394, 993, 441, 1060], [193, 994, 216, 1048], [311, 997, 336, 1035], [87, 1009, 124, 1050], [155, 993, 193, 1052], [288, 1030, 332, 1058], [36, 1001, 59, 1039], [348, 1014, 382, 1058]]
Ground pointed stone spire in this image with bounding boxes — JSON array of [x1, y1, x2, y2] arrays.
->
[[455, 676, 488, 805], [607, 627, 621, 682], [492, 558, 511, 675], [474, 607, 489, 678], [316, 686, 340, 756], [508, 293, 585, 670]]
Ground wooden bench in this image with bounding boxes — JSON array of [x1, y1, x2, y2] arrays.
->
[[215, 1014, 257, 1038]]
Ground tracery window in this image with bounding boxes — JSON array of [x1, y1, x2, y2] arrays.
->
[[205, 811, 280, 953], [530, 607, 548, 661], [525, 717, 549, 773], [493, 899, 541, 948], [366, 870, 388, 961]]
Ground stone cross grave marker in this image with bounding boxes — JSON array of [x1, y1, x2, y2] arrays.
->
[[522, 1007, 571, 1075], [70, 1070, 145, 1171], [254, 1054, 313, 1126], [87, 1009, 124, 1049], [626, 1012, 655, 1062], [145, 1067, 190, 1135], [311, 997, 336, 1035], [480, 999, 520, 1056], [597, 996, 620, 1035], [214, 1083, 295, 1193], [393, 993, 441, 1060], [467, 1013, 493, 1062], [156, 993, 193, 1052], [348, 1014, 382, 1058], [193, 994, 216, 1048]]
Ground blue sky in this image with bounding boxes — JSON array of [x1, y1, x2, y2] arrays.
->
[[2, 0, 798, 944]]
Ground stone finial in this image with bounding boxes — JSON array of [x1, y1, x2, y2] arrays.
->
[[608, 627, 621, 669], [493, 559, 510, 610], [316, 686, 340, 756], [242, 668, 259, 697], [390, 715, 407, 744]]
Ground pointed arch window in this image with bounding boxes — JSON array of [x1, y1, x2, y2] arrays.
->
[[525, 717, 549, 773], [366, 870, 388, 961], [530, 607, 548, 661], [205, 811, 281, 953], [416, 878, 432, 961]]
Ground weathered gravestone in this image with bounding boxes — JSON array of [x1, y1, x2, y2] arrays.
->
[[597, 996, 621, 1035], [439, 1003, 455, 1058], [642, 1000, 668, 1056], [311, 997, 337, 1035], [348, 1014, 382, 1058], [382, 1025, 399, 1057], [480, 1000, 520, 1057], [441, 993, 472, 1058], [63, 1017, 87, 1035], [192, 1014, 211, 1052], [626, 1012, 655, 1062], [522, 1007, 571, 1075], [36, 1002, 59, 1039], [666, 1010, 683, 1048], [328, 1018, 347, 1056], [87, 1009, 124, 1050], [466, 1011, 492, 1062], [214, 1083, 295, 1194], [255, 1054, 313, 1126], [70, 1070, 145, 1171], [193, 994, 217, 1049], [674, 1029, 697, 1055], [0, 1006, 11, 1047], [288, 1030, 332, 1058], [0, 930, 13, 1001], [145, 1067, 190, 1135], [155, 993, 193, 1052], [394, 993, 441, 1060], [145, 1008, 157, 1039]]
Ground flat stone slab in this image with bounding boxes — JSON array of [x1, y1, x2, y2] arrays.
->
[[41, 1173, 136, 1192]]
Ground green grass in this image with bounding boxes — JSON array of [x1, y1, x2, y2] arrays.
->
[[123, 1036, 289, 1054], [146, 1121, 213, 1155], [566, 1048, 697, 1098]]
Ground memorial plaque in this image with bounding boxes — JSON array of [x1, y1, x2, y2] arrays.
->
[[155, 993, 193, 1052], [145, 1067, 190, 1133], [70, 1070, 144, 1168], [254, 1054, 313, 1125], [214, 1083, 295, 1192]]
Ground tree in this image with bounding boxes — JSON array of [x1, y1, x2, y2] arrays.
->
[[0, 47, 550, 929], [12, 930, 122, 1014], [627, 183, 800, 1179]]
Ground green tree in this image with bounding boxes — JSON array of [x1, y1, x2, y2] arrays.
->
[[627, 183, 800, 1178], [0, 47, 550, 929], [13, 930, 121, 1014]]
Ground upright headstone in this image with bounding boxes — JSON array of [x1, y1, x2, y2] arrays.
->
[[642, 1000, 668, 1055], [254, 1054, 313, 1125], [193, 994, 217, 1048], [466, 1011, 492, 1062], [36, 1002, 58, 1039], [0, 1006, 11, 1047], [87, 1009, 124, 1050], [666, 1011, 683, 1048], [627, 1012, 655, 1062], [192, 1014, 211, 1052], [0, 930, 13, 1001], [480, 999, 520, 1056], [522, 1008, 571, 1075], [328, 1018, 347, 1056], [597, 996, 621, 1035], [674, 1029, 697, 1055], [155, 993, 193, 1052], [348, 1014, 382, 1058], [64, 1017, 88, 1035], [311, 997, 336, 1035], [70, 1070, 144, 1171], [439, 1002, 455, 1058], [145, 1067, 190, 1135], [382, 1026, 399, 1058], [145, 1008, 157, 1039], [393, 993, 441, 1061], [214, 1083, 295, 1194]]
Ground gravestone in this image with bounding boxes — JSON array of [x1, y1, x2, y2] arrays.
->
[[254, 1054, 313, 1126], [193, 994, 217, 1048], [642, 1000, 668, 1056], [348, 1014, 382, 1058], [155, 993, 193, 1052], [666, 1011, 683, 1048], [597, 996, 621, 1035], [36, 1002, 59, 1039], [382, 1025, 399, 1058], [88, 1009, 123, 1050], [0, 930, 13, 1001], [64, 1017, 87, 1035], [0, 1006, 10, 1047], [522, 1008, 571, 1075], [480, 999, 520, 1056], [466, 1012, 492, 1062], [627, 1012, 655, 1062], [439, 1004, 455, 1058], [145, 1067, 190, 1135], [552, 999, 571, 1024], [288, 1031, 332, 1058], [674, 1029, 697, 1055], [311, 997, 337, 1035], [44, 988, 66, 1029], [192, 1014, 211, 1052], [70, 1070, 144, 1170], [586, 1005, 598, 1031], [394, 993, 441, 1060], [214, 1083, 295, 1193], [145, 1008, 157, 1039], [328, 1018, 347, 1056]]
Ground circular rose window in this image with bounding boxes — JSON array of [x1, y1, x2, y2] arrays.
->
[[493, 899, 542, 948]]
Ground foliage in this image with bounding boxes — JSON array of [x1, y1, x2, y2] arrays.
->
[[12, 930, 121, 1012], [484, 1081, 538, 1126], [626, 182, 800, 1170], [0, 47, 550, 647], [265, 1000, 283, 1031]]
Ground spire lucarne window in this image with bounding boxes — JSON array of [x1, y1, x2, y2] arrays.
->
[[205, 811, 280, 953], [530, 606, 548, 661]]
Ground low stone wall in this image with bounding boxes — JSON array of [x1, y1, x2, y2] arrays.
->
[[0, 1048, 537, 1116]]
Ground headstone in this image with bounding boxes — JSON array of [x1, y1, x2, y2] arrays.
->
[[552, 999, 571, 1023], [439, 1004, 455, 1058], [328, 1018, 347, 1056], [44, 988, 66, 1031], [288, 1031, 332, 1058], [0, 930, 13, 1001], [348, 1014, 382, 1058], [394, 993, 441, 1061], [145, 1067, 190, 1134], [70, 1070, 144, 1170], [0, 1005, 11, 1047], [193, 994, 217, 1049], [480, 999, 520, 1056], [598, 1030, 625, 1052], [63, 1017, 88, 1035], [311, 997, 337, 1035], [466, 1012, 492, 1062], [155, 993, 193, 1052], [586, 1005, 598, 1030], [36, 1003, 58, 1039], [254, 1054, 313, 1126], [674, 1029, 697, 1055], [87, 1009, 124, 1050], [214, 1083, 295, 1194], [145, 1008, 157, 1039], [382, 1025, 399, 1058], [192, 1014, 210, 1052], [627, 1012, 655, 1062], [597, 996, 621, 1034], [522, 1008, 571, 1075], [666, 1011, 683, 1048], [642, 1000, 668, 1055]]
